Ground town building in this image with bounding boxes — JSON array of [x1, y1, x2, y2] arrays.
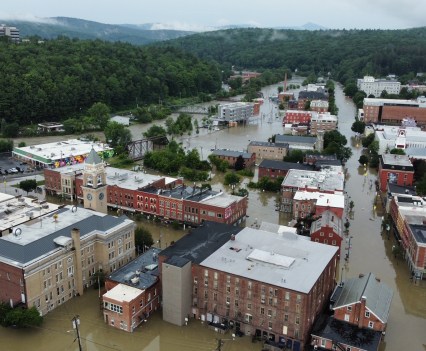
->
[[310, 210, 343, 254], [309, 112, 338, 135], [37, 122, 65, 133], [378, 154, 414, 192], [297, 91, 328, 110], [229, 71, 261, 82], [44, 156, 248, 226], [258, 160, 312, 180], [283, 110, 312, 125], [211, 149, 256, 168], [310, 100, 329, 113], [0, 24, 20, 43], [13, 139, 114, 168], [383, 183, 416, 213], [103, 248, 161, 332], [281, 169, 345, 213], [218, 102, 256, 122], [361, 97, 426, 125], [374, 125, 426, 155], [275, 135, 317, 151], [311, 272, 393, 351], [248, 141, 288, 161], [357, 76, 401, 97], [0, 205, 136, 315], [110, 115, 131, 126], [389, 194, 426, 280], [292, 191, 345, 220], [159, 221, 338, 351]]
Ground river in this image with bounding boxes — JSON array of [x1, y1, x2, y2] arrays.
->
[[2, 79, 425, 350]]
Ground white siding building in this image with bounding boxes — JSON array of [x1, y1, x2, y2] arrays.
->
[[357, 76, 401, 97]]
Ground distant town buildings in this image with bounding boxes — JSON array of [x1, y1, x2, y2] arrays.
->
[[0, 24, 20, 43], [110, 115, 131, 126], [361, 97, 426, 125], [357, 76, 401, 97]]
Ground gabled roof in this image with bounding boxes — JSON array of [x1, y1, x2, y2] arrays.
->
[[85, 147, 103, 165], [331, 273, 393, 323]]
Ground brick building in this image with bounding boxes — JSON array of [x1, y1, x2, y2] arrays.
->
[[309, 112, 338, 135], [102, 248, 161, 332], [389, 194, 426, 280], [258, 160, 312, 179], [211, 149, 256, 168], [361, 97, 426, 125], [0, 206, 135, 315], [292, 191, 345, 220], [45, 164, 247, 226], [159, 222, 339, 351], [283, 110, 312, 125], [378, 154, 414, 192], [297, 91, 328, 110], [310, 210, 343, 254], [310, 100, 329, 113], [248, 141, 289, 161], [311, 272, 393, 351]]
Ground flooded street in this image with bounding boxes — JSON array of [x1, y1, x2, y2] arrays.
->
[[2, 79, 425, 350]]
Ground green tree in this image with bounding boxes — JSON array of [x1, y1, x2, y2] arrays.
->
[[351, 120, 366, 134], [390, 148, 406, 155], [134, 227, 154, 253], [359, 154, 369, 166], [362, 133, 375, 148], [18, 142, 26, 147], [88, 102, 110, 130], [224, 172, 241, 186], [104, 121, 132, 148], [283, 149, 305, 163], [0, 305, 42, 328], [19, 179, 37, 195], [3, 123, 19, 138], [143, 125, 167, 138], [0, 139, 13, 152], [416, 175, 426, 196], [234, 155, 245, 171], [343, 83, 358, 97]]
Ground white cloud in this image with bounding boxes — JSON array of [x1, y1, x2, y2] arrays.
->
[[0, 13, 58, 24]]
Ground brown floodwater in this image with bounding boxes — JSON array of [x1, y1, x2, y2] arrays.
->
[[3, 79, 425, 350]]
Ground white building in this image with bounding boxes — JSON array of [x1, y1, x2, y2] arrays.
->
[[0, 24, 19, 43], [357, 76, 401, 97], [218, 102, 254, 121], [110, 115, 130, 126], [374, 125, 426, 155]]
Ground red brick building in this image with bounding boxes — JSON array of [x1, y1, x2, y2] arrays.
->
[[378, 154, 414, 192], [258, 160, 312, 179], [283, 110, 312, 125], [310, 210, 343, 255], [311, 272, 393, 351], [292, 191, 345, 220], [45, 165, 247, 226], [0, 263, 24, 307], [211, 149, 256, 169]]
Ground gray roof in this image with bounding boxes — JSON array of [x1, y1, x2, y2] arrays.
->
[[259, 159, 312, 171], [166, 255, 191, 268], [409, 224, 426, 244], [107, 248, 161, 290], [311, 316, 382, 351], [275, 134, 316, 145], [159, 221, 243, 265], [212, 149, 253, 159], [387, 183, 416, 196], [85, 147, 103, 165], [0, 207, 130, 265], [248, 141, 288, 148], [331, 273, 393, 323]]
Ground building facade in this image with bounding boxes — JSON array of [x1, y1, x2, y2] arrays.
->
[[378, 154, 414, 192], [310, 100, 329, 113], [0, 24, 20, 43], [310, 210, 343, 255], [211, 149, 256, 168], [357, 76, 401, 97], [283, 110, 312, 125], [248, 141, 289, 160], [258, 160, 312, 180], [309, 112, 338, 135]]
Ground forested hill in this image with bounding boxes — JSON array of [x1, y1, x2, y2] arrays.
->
[[3, 17, 193, 45], [158, 27, 426, 82], [0, 38, 221, 124]]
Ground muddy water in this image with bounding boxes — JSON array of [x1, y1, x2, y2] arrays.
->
[[3, 79, 425, 350]]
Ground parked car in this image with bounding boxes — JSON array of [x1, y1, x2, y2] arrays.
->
[[8, 168, 19, 174]]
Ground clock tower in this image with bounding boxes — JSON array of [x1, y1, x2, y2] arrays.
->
[[82, 147, 108, 214]]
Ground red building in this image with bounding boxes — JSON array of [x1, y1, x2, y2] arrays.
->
[[211, 149, 256, 169], [283, 110, 312, 125], [310, 210, 343, 255], [311, 272, 393, 351], [45, 165, 247, 226], [292, 191, 345, 220], [378, 154, 414, 192], [258, 160, 312, 179]]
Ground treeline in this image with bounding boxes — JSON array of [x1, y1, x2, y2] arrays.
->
[[0, 38, 221, 124], [159, 27, 426, 83]]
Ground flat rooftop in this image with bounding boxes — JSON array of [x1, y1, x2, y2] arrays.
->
[[159, 221, 243, 265], [13, 139, 113, 165], [282, 169, 345, 192], [409, 224, 426, 244], [275, 134, 316, 145], [293, 191, 345, 209], [212, 149, 253, 159], [381, 154, 413, 168], [200, 226, 338, 293], [108, 248, 161, 290], [0, 194, 61, 233], [364, 97, 419, 106], [103, 283, 143, 302], [0, 206, 133, 266]]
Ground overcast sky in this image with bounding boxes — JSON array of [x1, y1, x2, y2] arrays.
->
[[0, 0, 425, 30]]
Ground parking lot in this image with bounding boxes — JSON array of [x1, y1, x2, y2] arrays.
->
[[0, 153, 43, 179]]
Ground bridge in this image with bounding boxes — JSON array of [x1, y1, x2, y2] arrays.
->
[[127, 136, 169, 161]]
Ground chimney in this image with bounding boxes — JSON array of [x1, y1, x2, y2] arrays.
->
[[71, 228, 84, 296], [358, 295, 367, 328]]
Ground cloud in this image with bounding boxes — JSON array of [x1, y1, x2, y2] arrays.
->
[[0, 13, 59, 24], [149, 21, 214, 32]]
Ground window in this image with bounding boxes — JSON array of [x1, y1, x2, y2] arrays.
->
[[320, 232, 324, 237], [347, 306, 352, 311], [260, 307, 265, 315], [365, 311, 370, 318], [284, 314, 288, 322], [285, 292, 290, 300], [368, 321, 374, 329]]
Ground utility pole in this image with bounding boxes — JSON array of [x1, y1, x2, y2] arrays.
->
[[72, 315, 83, 351]]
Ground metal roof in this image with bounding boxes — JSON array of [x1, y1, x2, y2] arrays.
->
[[211, 149, 253, 159], [200, 226, 338, 293], [258, 159, 312, 171], [85, 147, 103, 165], [275, 134, 316, 145], [331, 273, 393, 323]]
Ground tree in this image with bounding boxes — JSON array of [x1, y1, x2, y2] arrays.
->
[[351, 120, 366, 134], [234, 155, 245, 171], [104, 121, 132, 149], [134, 227, 154, 253], [358, 154, 369, 166], [18, 142, 26, 147], [343, 83, 358, 97], [0, 139, 13, 152], [143, 125, 167, 138], [361, 133, 375, 148], [19, 179, 37, 195], [283, 149, 305, 163], [349, 200, 355, 211], [224, 172, 241, 186], [0, 304, 42, 328], [390, 148, 406, 155], [88, 102, 110, 130], [3, 123, 19, 138], [324, 130, 347, 149]]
